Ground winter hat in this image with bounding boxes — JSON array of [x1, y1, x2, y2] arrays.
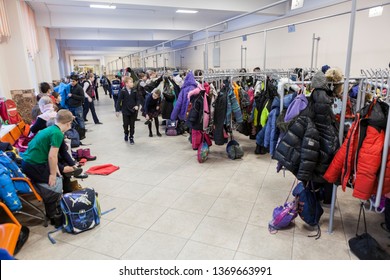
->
[[311, 70, 329, 90], [325, 67, 344, 95], [325, 68, 343, 83], [321, 65, 331, 74]]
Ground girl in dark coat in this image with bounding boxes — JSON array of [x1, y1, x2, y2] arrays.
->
[[144, 89, 162, 137]]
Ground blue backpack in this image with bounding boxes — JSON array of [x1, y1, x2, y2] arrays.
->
[[293, 181, 324, 239], [48, 188, 101, 244], [61, 188, 101, 234], [111, 80, 121, 96]]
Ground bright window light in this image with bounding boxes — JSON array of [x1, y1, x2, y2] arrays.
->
[[90, 4, 116, 9], [176, 10, 198, 14], [369, 6, 383, 17], [291, 0, 304, 10]]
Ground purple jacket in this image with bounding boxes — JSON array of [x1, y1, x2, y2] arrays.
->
[[170, 72, 198, 121], [284, 94, 308, 122]]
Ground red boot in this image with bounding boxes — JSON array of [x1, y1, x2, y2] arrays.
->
[[82, 148, 97, 161]]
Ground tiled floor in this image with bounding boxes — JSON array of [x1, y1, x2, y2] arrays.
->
[[7, 94, 390, 260]]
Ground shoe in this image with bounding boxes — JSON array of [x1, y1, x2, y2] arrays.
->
[[157, 132, 162, 137], [124, 134, 129, 141], [84, 119, 88, 122], [145, 120, 151, 125], [129, 138, 134, 145], [149, 132, 153, 137], [50, 213, 63, 228], [136, 118, 141, 121], [95, 122, 103, 125], [74, 173, 88, 179], [82, 148, 97, 161], [63, 167, 83, 177], [255, 144, 262, 154]]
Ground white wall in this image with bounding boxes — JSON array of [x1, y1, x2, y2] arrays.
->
[[35, 27, 54, 84], [0, 0, 34, 98], [175, 1, 390, 76]]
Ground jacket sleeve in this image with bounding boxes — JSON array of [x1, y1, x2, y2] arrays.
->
[[170, 90, 184, 121], [115, 89, 124, 112], [144, 76, 163, 93], [269, 110, 279, 156], [230, 92, 243, 123], [30, 117, 47, 134], [296, 119, 320, 181], [144, 94, 151, 114], [323, 121, 357, 184], [353, 126, 385, 200]]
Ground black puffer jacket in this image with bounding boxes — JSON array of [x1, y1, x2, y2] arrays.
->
[[309, 89, 340, 182], [273, 114, 320, 181]]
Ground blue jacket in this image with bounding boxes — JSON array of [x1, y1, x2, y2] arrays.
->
[[54, 83, 71, 109], [225, 88, 243, 124], [257, 93, 297, 155], [170, 72, 198, 121]]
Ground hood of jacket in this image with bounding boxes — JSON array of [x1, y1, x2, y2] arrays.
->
[[181, 71, 198, 93], [311, 71, 329, 90]]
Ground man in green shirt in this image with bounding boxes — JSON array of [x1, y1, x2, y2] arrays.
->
[[22, 109, 74, 220]]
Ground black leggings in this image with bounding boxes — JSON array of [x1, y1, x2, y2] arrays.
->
[[148, 117, 160, 134]]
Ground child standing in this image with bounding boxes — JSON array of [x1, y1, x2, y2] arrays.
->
[[116, 76, 139, 144], [144, 89, 162, 137]]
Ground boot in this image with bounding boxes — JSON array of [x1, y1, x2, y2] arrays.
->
[[82, 148, 97, 161], [77, 148, 84, 161], [255, 144, 262, 154]]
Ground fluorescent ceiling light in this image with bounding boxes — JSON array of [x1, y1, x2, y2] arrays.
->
[[369, 6, 383, 17], [291, 0, 304, 10], [90, 4, 116, 9], [176, 9, 198, 14]]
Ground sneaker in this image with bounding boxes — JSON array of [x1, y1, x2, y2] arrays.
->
[[124, 134, 129, 141], [129, 138, 135, 145]]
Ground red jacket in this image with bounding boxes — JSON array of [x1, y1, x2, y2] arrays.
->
[[324, 100, 390, 200]]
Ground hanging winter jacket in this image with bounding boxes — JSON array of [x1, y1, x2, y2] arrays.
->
[[214, 87, 228, 145], [273, 114, 320, 181], [226, 88, 243, 125], [170, 72, 198, 121], [257, 93, 297, 156], [309, 89, 340, 182], [324, 100, 389, 200]]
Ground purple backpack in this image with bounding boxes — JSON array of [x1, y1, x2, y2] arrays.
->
[[268, 179, 298, 233], [269, 201, 298, 232]]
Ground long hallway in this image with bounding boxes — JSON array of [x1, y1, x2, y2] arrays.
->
[[14, 94, 390, 260]]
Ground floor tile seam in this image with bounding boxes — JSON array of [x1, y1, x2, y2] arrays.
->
[[175, 239, 237, 260], [174, 193, 225, 258], [65, 245, 121, 260], [336, 198, 354, 260], [234, 160, 273, 258]]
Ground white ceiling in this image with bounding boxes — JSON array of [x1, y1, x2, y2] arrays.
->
[[26, 0, 350, 62]]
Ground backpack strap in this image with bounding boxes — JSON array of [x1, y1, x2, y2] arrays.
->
[[47, 208, 116, 244], [47, 226, 63, 244], [307, 181, 322, 240]]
